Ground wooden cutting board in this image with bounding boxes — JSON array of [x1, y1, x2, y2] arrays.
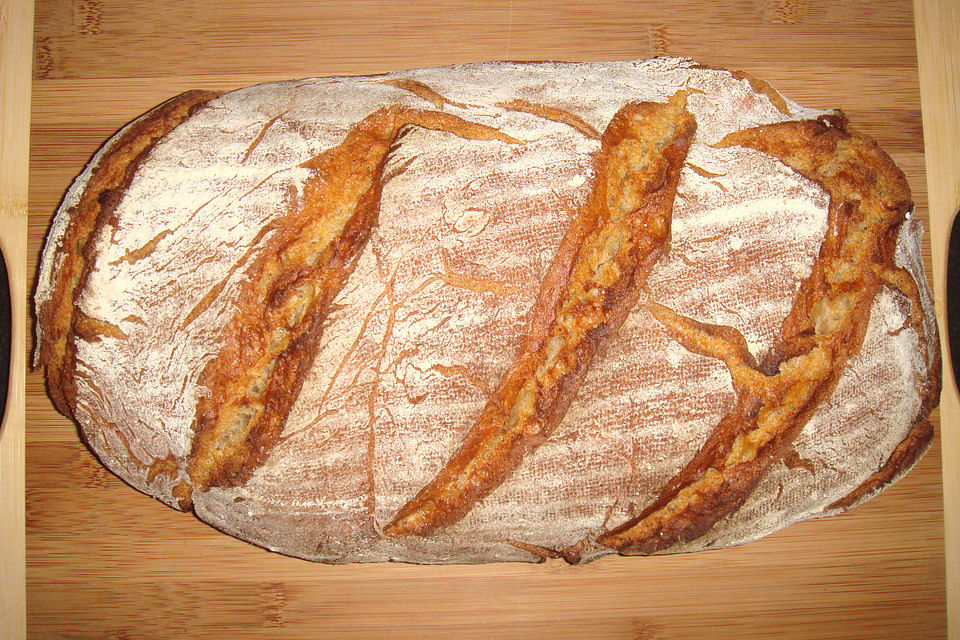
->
[[15, 1, 956, 638]]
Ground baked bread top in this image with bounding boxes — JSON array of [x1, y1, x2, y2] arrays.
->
[[35, 57, 940, 564]]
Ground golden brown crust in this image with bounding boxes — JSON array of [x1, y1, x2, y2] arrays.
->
[[37, 89, 222, 417], [384, 91, 696, 537], [184, 106, 519, 503], [599, 116, 929, 554]]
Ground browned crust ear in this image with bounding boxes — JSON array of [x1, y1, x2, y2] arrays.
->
[[37, 89, 222, 418], [384, 91, 696, 537], [183, 107, 518, 505], [600, 117, 938, 555]]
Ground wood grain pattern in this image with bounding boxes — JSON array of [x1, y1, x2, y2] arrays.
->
[[23, 1, 947, 638], [915, 0, 960, 634], [1, 1, 33, 639]]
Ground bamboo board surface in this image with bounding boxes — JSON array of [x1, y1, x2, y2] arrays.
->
[[22, 1, 951, 638]]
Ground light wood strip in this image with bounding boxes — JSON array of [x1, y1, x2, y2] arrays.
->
[[915, 1, 960, 635], [0, 1, 33, 639]]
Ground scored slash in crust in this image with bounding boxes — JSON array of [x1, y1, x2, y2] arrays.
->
[[598, 115, 939, 554], [180, 106, 520, 508], [384, 90, 697, 537], [36, 89, 223, 418]]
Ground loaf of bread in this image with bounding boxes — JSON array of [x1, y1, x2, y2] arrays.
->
[[35, 57, 941, 564]]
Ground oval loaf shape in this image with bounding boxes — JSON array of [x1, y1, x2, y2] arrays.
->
[[35, 57, 941, 564]]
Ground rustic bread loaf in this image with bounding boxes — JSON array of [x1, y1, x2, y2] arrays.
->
[[35, 57, 940, 564]]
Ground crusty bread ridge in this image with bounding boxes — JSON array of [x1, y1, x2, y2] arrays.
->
[[34, 57, 940, 564]]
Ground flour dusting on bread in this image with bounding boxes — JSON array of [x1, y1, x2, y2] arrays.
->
[[34, 57, 939, 563]]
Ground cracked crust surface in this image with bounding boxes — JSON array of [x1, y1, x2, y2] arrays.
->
[[34, 57, 940, 562]]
